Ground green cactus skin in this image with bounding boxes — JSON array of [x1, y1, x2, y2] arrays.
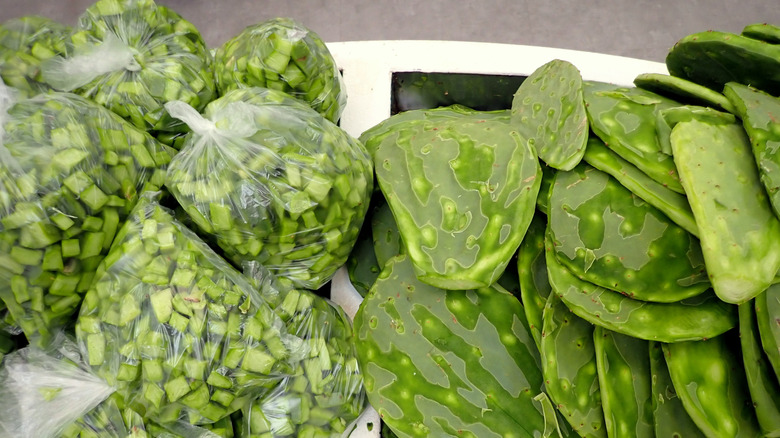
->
[[544, 236, 737, 343], [511, 59, 588, 171], [633, 73, 736, 114], [548, 163, 709, 303], [583, 81, 684, 193], [518, 213, 552, 350], [354, 254, 549, 438], [742, 23, 780, 44], [347, 211, 381, 297], [371, 111, 541, 290], [666, 30, 780, 97], [540, 292, 606, 438], [648, 341, 706, 438], [655, 105, 737, 157], [738, 300, 780, 436], [536, 163, 556, 214], [663, 332, 762, 438], [754, 285, 780, 383], [670, 118, 780, 304], [582, 136, 699, 237], [723, 82, 780, 220], [359, 105, 510, 158], [371, 197, 405, 269], [593, 327, 653, 438]]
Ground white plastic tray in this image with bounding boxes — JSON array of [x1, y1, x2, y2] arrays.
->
[[324, 40, 668, 438]]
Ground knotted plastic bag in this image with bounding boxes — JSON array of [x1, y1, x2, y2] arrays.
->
[[42, 0, 215, 134], [0, 15, 70, 98], [214, 17, 346, 123], [0, 333, 148, 438], [75, 193, 302, 426], [165, 87, 373, 290], [238, 261, 366, 437], [0, 83, 175, 346]]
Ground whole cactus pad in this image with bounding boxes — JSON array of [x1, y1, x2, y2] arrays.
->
[[670, 117, 780, 304], [366, 107, 541, 289], [354, 254, 551, 437], [548, 163, 710, 303]]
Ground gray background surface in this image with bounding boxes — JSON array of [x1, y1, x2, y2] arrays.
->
[[2, 0, 779, 63]]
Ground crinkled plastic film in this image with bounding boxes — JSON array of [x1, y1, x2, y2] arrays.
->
[[241, 261, 366, 437], [0, 90, 175, 346], [0, 16, 70, 98], [75, 194, 303, 426], [0, 334, 122, 438], [214, 17, 347, 123], [42, 0, 215, 133], [165, 87, 373, 290]]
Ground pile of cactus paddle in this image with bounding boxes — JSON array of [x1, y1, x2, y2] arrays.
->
[[348, 23, 780, 438], [0, 1, 779, 436]]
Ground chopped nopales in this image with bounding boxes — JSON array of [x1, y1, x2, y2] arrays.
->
[[75, 194, 301, 425], [362, 105, 541, 290], [0, 15, 70, 98], [41, 0, 215, 133], [0, 90, 174, 346], [214, 17, 346, 123], [165, 87, 373, 290], [242, 261, 365, 438]]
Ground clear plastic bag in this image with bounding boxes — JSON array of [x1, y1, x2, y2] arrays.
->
[[0, 86, 175, 346], [214, 17, 347, 123], [75, 193, 302, 426], [42, 0, 215, 134], [165, 87, 373, 290], [240, 262, 366, 437], [0, 16, 70, 98], [0, 333, 148, 438]]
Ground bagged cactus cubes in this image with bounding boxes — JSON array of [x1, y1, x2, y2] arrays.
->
[[362, 106, 541, 290], [0, 90, 174, 345], [75, 195, 299, 425], [241, 262, 366, 437], [41, 0, 215, 133], [354, 254, 556, 438], [165, 87, 373, 290], [0, 16, 70, 98], [214, 17, 346, 123]]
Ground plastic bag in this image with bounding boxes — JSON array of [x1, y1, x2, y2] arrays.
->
[[214, 17, 347, 123], [42, 0, 215, 134], [165, 87, 373, 290], [75, 193, 302, 426], [0, 333, 149, 438], [0, 85, 175, 346], [0, 15, 70, 98], [240, 262, 366, 437]]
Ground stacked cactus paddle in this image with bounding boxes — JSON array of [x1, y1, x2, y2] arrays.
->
[[350, 25, 780, 438]]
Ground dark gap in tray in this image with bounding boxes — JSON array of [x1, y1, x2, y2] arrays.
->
[[390, 72, 528, 114]]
